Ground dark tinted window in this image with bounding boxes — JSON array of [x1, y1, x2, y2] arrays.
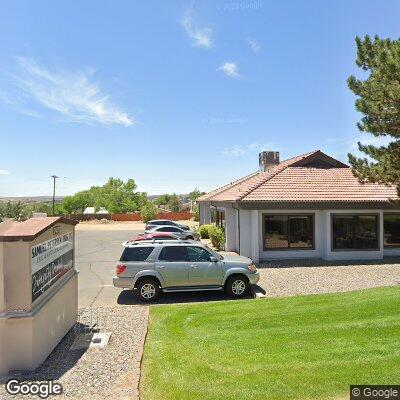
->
[[187, 246, 212, 262], [120, 247, 154, 261], [264, 215, 314, 250], [384, 214, 400, 247], [158, 226, 180, 232], [332, 215, 378, 250], [289, 216, 313, 248], [159, 246, 188, 261], [264, 215, 288, 249]]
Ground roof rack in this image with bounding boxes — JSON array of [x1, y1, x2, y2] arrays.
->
[[123, 239, 201, 247]]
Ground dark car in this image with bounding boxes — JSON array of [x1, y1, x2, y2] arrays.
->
[[145, 219, 190, 231]]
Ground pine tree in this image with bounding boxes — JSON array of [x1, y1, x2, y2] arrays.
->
[[347, 35, 400, 196]]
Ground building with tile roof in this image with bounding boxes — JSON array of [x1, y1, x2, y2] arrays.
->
[[197, 150, 400, 262]]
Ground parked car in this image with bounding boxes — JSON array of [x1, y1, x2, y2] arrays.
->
[[127, 232, 179, 243], [113, 241, 259, 302], [145, 225, 199, 240], [145, 219, 190, 231]]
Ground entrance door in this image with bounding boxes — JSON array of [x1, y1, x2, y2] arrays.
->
[[187, 246, 222, 286], [156, 246, 189, 287]]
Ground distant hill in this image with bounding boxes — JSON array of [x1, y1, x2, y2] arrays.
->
[[0, 196, 64, 204], [0, 194, 190, 204]]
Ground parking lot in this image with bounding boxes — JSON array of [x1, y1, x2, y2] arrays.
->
[[76, 221, 400, 307], [75, 223, 141, 307], [75, 221, 241, 307]]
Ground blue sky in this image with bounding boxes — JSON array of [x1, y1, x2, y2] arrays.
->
[[0, 0, 399, 196]]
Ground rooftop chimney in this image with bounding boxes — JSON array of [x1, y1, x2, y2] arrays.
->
[[259, 151, 280, 172]]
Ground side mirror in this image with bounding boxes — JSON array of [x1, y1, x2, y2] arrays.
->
[[209, 256, 218, 263]]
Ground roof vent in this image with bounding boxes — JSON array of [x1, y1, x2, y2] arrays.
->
[[259, 151, 280, 172]]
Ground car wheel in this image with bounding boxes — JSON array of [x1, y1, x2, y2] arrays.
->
[[186, 235, 194, 240], [225, 275, 249, 298], [136, 279, 161, 302]]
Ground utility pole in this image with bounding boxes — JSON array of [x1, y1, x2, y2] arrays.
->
[[51, 175, 59, 216]]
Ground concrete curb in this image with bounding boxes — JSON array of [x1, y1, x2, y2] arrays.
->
[[135, 306, 150, 400]]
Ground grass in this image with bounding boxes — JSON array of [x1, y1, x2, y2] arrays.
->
[[140, 287, 400, 400]]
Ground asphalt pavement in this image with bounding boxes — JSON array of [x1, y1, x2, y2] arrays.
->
[[75, 223, 259, 307], [75, 226, 141, 307]]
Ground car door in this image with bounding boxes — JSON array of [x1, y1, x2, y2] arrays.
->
[[187, 246, 222, 286], [155, 246, 189, 287]]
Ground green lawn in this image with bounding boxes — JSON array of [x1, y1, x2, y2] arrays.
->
[[140, 287, 400, 400]]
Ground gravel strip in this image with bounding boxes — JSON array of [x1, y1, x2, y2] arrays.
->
[[0, 305, 148, 400], [257, 258, 400, 297]]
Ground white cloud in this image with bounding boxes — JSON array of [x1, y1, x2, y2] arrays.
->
[[247, 38, 261, 53], [0, 170, 10, 175], [222, 142, 275, 156], [327, 135, 393, 161], [8, 57, 133, 126], [181, 6, 212, 48], [217, 62, 240, 79]]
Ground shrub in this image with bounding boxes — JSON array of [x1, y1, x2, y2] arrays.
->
[[208, 226, 225, 251], [141, 202, 157, 223], [199, 224, 213, 239], [192, 205, 199, 222]]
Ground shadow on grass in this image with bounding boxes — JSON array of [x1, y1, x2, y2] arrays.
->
[[117, 285, 262, 305]]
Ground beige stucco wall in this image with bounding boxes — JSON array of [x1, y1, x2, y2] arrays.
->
[[0, 220, 78, 374], [1, 272, 78, 373]]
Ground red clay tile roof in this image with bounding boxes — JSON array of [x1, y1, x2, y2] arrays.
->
[[198, 150, 399, 203], [198, 150, 319, 202], [0, 216, 77, 242], [242, 167, 398, 202]]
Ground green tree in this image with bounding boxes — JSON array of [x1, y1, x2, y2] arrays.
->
[[141, 202, 157, 223], [188, 188, 205, 202], [58, 178, 148, 214], [0, 201, 26, 220], [166, 194, 181, 212], [23, 202, 52, 217], [154, 194, 171, 206], [347, 35, 400, 195], [60, 191, 92, 214]]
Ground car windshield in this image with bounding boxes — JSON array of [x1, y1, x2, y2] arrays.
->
[[203, 244, 223, 260]]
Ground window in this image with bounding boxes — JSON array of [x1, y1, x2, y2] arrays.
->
[[216, 210, 225, 229], [332, 214, 379, 251], [187, 246, 212, 262], [159, 246, 188, 261], [263, 214, 314, 250], [120, 247, 154, 261], [158, 227, 181, 233], [384, 214, 400, 248]]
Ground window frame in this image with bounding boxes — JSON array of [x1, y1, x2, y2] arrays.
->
[[262, 213, 315, 251], [330, 213, 380, 252], [383, 213, 400, 249]]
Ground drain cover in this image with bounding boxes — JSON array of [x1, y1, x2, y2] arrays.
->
[[89, 332, 111, 349], [70, 332, 111, 350]]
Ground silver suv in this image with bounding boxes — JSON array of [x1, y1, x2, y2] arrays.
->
[[113, 240, 259, 302]]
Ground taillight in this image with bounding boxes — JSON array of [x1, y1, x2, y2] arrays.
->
[[116, 264, 126, 275]]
